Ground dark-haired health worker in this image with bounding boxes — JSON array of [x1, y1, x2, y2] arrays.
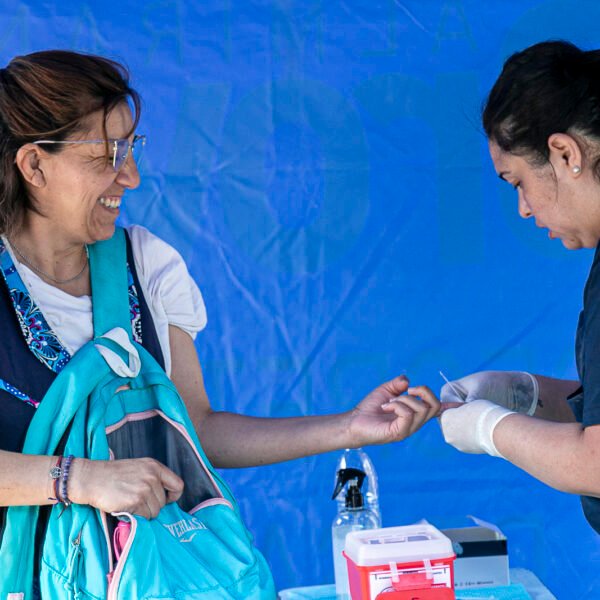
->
[[424, 40, 600, 534]]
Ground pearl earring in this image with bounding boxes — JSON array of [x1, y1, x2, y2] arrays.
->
[[573, 166, 581, 174]]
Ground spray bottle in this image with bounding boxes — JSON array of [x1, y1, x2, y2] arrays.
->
[[334, 448, 381, 525], [331, 467, 380, 599]]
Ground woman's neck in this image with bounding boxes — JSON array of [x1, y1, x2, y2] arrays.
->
[[7, 219, 91, 295]]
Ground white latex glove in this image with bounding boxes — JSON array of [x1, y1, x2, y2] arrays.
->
[[439, 399, 514, 458], [440, 370, 539, 415]]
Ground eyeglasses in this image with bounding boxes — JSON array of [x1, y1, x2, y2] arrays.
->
[[32, 134, 146, 172]]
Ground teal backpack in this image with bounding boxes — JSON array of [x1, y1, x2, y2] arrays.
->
[[0, 228, 275, 599]]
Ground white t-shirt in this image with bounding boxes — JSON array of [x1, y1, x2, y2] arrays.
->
[[2, 225, 207, 376]]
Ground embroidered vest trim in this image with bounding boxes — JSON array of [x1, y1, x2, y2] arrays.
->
[[0, 237, 143, 406]]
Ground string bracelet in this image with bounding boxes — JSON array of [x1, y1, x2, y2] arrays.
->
[[48, 455, 63, 505]]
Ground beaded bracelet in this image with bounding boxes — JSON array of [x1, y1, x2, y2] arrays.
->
[[60, 455, 74, 508], [48, 454, 74, 508]]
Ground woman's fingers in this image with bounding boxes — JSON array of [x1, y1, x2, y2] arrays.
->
[[380, 397, 419, 438], [440, 401, 465, 413], [407, 385, 441, 411], [159, 462, 185, 503], [383, 375, 410, 397], [78, 457, 184, 518], [133, 459, 183, 518], [383, 396, 430, 435], [148, 478, 169, 519], [144, 496, 160, 520], [382, 390, 438, 435]]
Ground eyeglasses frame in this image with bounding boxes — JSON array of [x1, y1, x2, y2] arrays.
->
[[32, 134, 146, 171]]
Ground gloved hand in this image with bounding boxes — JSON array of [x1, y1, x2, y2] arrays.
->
[[439, 399, 514, 458], [440, 370, 539, 415]]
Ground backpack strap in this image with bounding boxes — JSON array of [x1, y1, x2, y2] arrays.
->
[[88, 227, 131, 339]]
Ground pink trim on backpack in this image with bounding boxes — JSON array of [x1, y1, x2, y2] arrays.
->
[[101, 510, 114, 571], [105, 409, 160, 434], [107, 513, 137, 600], [189, 498, 232, 514]]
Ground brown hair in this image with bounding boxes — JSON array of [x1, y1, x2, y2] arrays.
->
[[0, 50, 141, 235]]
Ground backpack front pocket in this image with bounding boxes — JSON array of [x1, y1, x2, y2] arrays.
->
[[106, 408, 231, 512], [111, 503, 266, 599], [40, 518, 107, 600]]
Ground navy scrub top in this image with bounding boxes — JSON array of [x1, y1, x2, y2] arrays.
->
[[569, 240, 600, 533]]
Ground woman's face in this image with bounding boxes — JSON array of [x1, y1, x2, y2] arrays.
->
[[34, 102, 140, 245], [489, 139, 600, 250]]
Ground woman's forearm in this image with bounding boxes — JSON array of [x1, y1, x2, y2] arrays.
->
[[0, 450, 58, 506], [195, 411, 353, 468], [494, 414, 600, 496], [170, 326, 439, 469], [533, 375, 579, 422], [0, 451, 87, 507], [196, 383, 441, 468]]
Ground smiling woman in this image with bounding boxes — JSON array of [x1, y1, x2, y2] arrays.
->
[[0, 50, 441, 598], [11, 103, 142, 279]]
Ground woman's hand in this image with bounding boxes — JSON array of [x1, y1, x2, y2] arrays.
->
[[69, 458, 184, 519], [439, 399, 515, 457], [440, 370, 539, 415], [347, 376, 441, 446]]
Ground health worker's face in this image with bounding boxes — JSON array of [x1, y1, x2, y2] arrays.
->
[[489, 140, 600, 250], [36, 103, 140, 245]]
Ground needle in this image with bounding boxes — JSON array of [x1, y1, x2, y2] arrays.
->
[[439, 370, 467, 401]]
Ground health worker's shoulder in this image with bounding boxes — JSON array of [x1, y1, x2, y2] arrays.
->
[[583, 244, 600, 310]]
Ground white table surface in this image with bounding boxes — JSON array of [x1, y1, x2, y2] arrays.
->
[[278, 567, 556, 600]]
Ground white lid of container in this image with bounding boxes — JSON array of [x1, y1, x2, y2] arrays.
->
[[344, 524, 454, 567]]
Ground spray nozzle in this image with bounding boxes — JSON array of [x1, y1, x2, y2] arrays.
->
[[332, 467, 367, 509]]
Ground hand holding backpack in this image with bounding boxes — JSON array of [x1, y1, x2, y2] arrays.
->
[[0, 227, 275, 599]]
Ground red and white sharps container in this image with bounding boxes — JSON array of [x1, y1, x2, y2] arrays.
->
[[343, 524, 456, 600]]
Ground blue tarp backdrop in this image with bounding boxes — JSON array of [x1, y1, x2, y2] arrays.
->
[[2, 1, 600, 597]]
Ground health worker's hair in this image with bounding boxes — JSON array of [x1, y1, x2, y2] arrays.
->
[[483, 40, 600, 177]]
